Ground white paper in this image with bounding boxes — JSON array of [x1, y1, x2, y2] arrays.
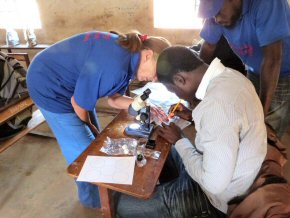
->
[[77, 156, 135, 185], [131, 82, 180, 112], [156, 116, 191, 130], [169, 116, 192, 130]]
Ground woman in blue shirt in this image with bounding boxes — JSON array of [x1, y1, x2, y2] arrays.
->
[[27, 31, 171, 208]]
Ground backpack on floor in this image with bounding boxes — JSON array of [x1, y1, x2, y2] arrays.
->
[[0, 52, 32, 139]]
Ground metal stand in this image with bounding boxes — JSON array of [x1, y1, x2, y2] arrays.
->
[[125, 106, 154, 138]]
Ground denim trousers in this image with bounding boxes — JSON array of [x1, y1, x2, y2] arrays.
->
[[38, 106, 101, 208], [115, 146, 226, 218], [247, 73, 290, 138]]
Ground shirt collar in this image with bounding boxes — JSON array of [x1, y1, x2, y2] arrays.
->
[[242, 0, 251, 16], [130, 52, 141, 80], [195, 58, 225, 100]]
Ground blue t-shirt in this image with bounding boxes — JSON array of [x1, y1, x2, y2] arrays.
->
[[27, 31, 140, 113], [200, 0, 290, 75]]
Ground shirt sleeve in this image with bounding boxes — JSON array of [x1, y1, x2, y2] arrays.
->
[[74, 63, 129, 111], [255, 0, 290, 46], [115, 81, 129, 96], [175, 100, 240, 194], [74, 61, 102, 111], [98, 69, 128, 97], [200, 18, 223, 45]]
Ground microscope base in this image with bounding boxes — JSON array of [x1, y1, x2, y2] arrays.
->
[[124, 123, 154, 138]]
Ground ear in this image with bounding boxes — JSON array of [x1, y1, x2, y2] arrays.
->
[[173, 73, 186, 86], [142, 49, 154, 61]]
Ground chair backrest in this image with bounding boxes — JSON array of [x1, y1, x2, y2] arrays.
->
[[7, 53, 30, 68]]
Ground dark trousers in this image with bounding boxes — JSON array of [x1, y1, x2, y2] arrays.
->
[[247, 72, 290, 138], [115, 146, 226, 218]]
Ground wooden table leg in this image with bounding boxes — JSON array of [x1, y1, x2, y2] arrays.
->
[[99, 186, 115, 218]]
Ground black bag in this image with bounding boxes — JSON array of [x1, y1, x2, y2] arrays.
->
[[0, 52, 32, 139]]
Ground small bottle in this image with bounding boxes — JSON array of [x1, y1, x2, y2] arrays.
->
[[6, 29, 20, 46], [24, 29, 37, 47], [136, 153, 147, 167]]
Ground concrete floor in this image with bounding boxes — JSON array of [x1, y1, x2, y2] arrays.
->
[[0, 102, 116, 218], [0, 102, 290, 218]]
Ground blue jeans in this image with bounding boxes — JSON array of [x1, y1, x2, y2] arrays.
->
[[247, 72, 290, 138], [115, 146, 226, 218], [38, 106, 101, 208]]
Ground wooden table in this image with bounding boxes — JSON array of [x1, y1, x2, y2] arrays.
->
[[67, 110, 171, 218]]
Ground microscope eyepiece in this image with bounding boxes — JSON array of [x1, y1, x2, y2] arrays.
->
[[140, 88, 151, 101]]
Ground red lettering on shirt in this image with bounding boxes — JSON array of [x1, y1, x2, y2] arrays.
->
[[103, 34, 111, 40], [83, 32, 111, 42], [83, 33, 91, 42], [94, 33, 101, 39], [230, 44, 254, 57], [244, 45, 253, 56]]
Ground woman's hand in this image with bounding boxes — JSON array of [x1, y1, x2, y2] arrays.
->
[[88, 123, 100, 137], [168, 103, 192, 121], [71, 96, 100, 136], [155, 122, 183, 144]]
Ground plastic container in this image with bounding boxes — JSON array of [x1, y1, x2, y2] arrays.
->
[[136, 153, 147, 167]]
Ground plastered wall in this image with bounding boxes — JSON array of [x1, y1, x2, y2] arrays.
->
[[0, 0, 201, 46], [2, 0, 288, 47]]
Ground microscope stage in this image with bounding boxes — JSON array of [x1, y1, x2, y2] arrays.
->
[[124, 123, 154, 138]]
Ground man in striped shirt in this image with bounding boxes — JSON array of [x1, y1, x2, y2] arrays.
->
[[116, 46, 267, 218]]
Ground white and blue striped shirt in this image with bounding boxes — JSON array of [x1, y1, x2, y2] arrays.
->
[[175, 58, 267, 213]]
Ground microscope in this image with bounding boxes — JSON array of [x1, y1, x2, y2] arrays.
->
[[124, 88, 155, 139]]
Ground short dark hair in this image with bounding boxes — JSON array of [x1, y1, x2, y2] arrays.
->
[[157, 46, 203, 83]]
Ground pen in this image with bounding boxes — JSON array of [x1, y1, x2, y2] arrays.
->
[[169, 100, 181, 118]]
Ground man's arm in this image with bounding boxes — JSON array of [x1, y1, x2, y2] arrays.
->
[[175, 103, 240, 194], [156, 102, 239, 194], [71, 96, 100, 135], [260, 40, 282, 116], [199, 41, 217, 64]]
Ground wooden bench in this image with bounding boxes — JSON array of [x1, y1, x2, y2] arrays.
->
[[0, 97, 46, 153], [0, 52, 53, 153], [7, 52, 31, 67]]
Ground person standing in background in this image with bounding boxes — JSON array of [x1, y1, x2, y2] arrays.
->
[[198, 0, 290, 138]]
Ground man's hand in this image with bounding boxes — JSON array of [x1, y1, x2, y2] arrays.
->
[[199, 40, 217, 64], [155, 122, 183, 144], [168, 103, 192, 121]]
